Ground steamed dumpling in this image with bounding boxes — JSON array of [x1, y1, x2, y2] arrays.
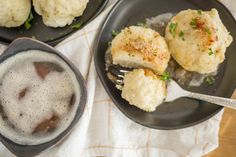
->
[[121, 69, 166, 112], [0, 0, 31, 28], [33, 0, 89, 27], [165, 9, 233, 74]]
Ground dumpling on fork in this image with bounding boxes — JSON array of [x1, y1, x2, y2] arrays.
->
[[111, 26, 170, 75], [121, 69, 166, 112]]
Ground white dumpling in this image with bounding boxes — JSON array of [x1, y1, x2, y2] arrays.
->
[[121, 69, 166, 112], [33, 0, 89, 27], [111, 26, 170, 75], [165, 9, 233, 74], [0, 0, 31, 28]]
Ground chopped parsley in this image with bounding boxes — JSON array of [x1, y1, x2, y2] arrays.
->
[[24, 12, 34, 30], [71, 22, 82, 29], [197, 10, 202, 15], [108, 41, 112, 46], [190, 18, 198, 29], [205, 28, 211, 35], [59, 32, 66, 35], [205, 76, 215, 85], [169, 23, 178, 37], [137, 22, 148, 28], [160, 72, 170, 81], [208, 48, 214, 56], [112, 30, 120, 37], [128, 53, 135, 57], [179, 31, 184, 40], [47, 37, 54, 41]]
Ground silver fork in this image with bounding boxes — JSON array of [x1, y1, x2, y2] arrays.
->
[[109, 65, 236, 110], [108, 65, 130, 86]]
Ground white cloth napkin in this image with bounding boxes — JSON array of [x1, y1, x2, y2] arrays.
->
[[0, 0, 235, 157]]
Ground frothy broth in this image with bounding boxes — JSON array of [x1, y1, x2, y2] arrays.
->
[[0, 50, 80, 145]]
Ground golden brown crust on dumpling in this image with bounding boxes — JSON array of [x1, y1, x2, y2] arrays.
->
[[111, 26, 170, 75]]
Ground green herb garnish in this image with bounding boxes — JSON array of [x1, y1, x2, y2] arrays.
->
[[205, 76, 215, 85], [24, 12, 34, 30], [128, 53, 135, 57], [190, 18, 198, 29], [71, 22, 82, 29], [46, 37, 55, 40], [160, 72, 170, 81], [112, 30, 120, 37], [153, 51, 158, 56], [169, 23, 178, 37], [208, 48, 214, 56], [197, 10, 202, 15], [205, 28, 211, 35], [137, 22, 148, 28], [179, 31, 184, 40], [59, 32, 66, 35]]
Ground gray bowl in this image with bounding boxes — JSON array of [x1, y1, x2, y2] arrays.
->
[[0, 38, 87, 156]]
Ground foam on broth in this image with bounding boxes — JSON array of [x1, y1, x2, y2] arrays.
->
[[0, 50, 81, 145]]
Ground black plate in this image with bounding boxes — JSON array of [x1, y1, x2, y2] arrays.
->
[[94, 0, 236, 130], [0, 0, 108, 46]]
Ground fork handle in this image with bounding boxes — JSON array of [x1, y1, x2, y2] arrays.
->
[[187, 92, 236, 110]]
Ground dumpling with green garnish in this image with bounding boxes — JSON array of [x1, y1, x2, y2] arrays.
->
[[165, 9, 233, 74]]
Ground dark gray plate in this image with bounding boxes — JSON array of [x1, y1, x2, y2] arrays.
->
[[94, 0, 236, 130], [0, 0, 108, 46]]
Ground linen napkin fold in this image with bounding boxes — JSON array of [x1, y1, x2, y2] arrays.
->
[[0, 0, 235, 157]]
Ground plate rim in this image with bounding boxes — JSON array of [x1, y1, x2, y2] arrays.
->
[[94, 0, 236, 130], [0, 0, 109, 46]]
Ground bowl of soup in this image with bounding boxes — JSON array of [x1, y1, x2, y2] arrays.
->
[[0, 38, 87, 156]]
